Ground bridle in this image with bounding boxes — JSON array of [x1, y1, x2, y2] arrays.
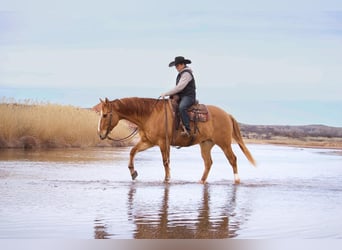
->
[[100, 97, 169, 144], [101, 106, 139, 142]]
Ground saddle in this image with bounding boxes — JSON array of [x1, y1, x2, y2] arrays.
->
[[170, 95, 210, 133], [187, 104, 210, 122]]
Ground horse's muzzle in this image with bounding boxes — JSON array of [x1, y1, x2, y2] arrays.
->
[[98, 132, 107, 140]]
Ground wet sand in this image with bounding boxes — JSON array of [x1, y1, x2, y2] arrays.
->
[[0, 145, 342, 238]]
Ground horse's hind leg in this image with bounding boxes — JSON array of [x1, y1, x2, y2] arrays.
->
[[219, 144, 240, 184], [199, 140, 214, 184], [128, 139, 153, 180]]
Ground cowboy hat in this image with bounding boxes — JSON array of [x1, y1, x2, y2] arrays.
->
[[168, 56, 192, 67]]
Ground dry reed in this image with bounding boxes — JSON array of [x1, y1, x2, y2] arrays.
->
[[0, 99, 135, 148]]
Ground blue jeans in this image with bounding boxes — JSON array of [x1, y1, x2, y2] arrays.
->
[[179, 96, 195, 132]]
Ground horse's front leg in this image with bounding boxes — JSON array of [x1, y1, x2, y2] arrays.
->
[[128, 139, 153, 180], [199, 140, 214, 184], [159, 144, 171, 182]]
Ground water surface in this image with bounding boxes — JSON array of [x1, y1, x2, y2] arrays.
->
[[0, 145, 341, 238]]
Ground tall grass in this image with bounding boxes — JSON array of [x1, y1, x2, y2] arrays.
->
[[0, 99, 135, 148]]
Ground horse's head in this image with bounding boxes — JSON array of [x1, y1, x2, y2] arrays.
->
[[97, 98, 120, 140]]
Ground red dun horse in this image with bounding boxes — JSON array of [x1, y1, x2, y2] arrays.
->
[[98, 97, 256, 184]]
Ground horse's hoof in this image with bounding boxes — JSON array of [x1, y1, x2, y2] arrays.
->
[[199, 180, 206, 184], [131, 171, 138, 180], [234, 174, 240, 184]]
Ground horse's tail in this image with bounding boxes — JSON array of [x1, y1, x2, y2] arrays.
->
[[231, 116, 256, 166]]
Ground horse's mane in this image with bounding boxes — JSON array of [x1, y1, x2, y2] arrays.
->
[[113, 97, 164, 117]]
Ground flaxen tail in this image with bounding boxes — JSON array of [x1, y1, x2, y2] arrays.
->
[[231, 116, 256, 166]]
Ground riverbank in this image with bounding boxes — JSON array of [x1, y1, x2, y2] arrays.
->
[[240, 124, 342, 150], [0, 101, 137, 149], [244, 137, 342, 151], [1, 101, 341, 150]]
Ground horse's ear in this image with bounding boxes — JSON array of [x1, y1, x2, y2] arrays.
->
[[99, 98, 104, 104], [105, 97, 109, 103]]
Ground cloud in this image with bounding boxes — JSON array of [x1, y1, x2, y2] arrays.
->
[[0, 46, 176, 87], [1, 2, 342, 126], [1, 6, 341, 103]]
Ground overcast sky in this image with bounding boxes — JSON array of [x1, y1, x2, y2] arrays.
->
[[1, 0, 341, 126]]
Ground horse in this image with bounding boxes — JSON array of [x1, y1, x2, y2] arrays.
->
[[97, 97, 256, 184]]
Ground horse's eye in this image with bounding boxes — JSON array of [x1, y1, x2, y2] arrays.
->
[[103, 114, 107, 118]]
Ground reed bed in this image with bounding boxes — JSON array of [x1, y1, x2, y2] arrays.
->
[[0, 99, 135, 148]]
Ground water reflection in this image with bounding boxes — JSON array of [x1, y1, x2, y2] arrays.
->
[[94, 219, 111, 239], [2, 146, 341, 238], [126, 183, 244, 239], [0, 148, 127, 163]]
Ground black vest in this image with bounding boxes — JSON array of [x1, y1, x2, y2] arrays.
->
[[176, 69, 196, 99]]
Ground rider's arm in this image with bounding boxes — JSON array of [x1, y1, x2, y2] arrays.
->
[[161, 72, 192, 97]]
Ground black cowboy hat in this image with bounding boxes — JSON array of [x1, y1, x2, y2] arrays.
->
[[168, 56, 192, 67]]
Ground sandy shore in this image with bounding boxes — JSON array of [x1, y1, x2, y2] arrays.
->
[[244, 138, 342, 151]]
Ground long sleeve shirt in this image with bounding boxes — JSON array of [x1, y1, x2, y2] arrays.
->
[[164, 67, 193, 96]]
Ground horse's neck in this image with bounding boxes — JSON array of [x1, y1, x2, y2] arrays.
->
[[113, 98, 158, 127]]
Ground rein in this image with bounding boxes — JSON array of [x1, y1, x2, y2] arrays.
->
[[163, 98, 170, 164], [103, 101, 139, 142], [102, 98, 169, 145], [106, 126, 139, 142]]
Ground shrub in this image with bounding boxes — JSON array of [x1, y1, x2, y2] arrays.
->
[[0, 99, 135, 148]]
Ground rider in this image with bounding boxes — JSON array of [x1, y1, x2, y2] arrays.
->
[[161, 56, 196, 137]]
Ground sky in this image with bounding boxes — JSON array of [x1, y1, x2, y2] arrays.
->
[[1, 0, 342, 126]]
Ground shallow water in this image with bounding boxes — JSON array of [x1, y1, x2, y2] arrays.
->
[[0, 144, 341, 239]]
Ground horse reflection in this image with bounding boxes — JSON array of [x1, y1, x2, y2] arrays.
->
[[94, 218, 111, 239], [127, 183, 243, 239]]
